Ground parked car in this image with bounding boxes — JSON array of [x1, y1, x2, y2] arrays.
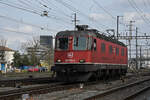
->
[[28, 67, 39, 72]]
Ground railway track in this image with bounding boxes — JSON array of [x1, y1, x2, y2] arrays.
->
[[0, 82, 81, 100], [124, 85, 150, 100], [0, 77, 54, 87], [0, 80, 109, 100], [84, 77, 150, 100], [1, 72, 150, 100]]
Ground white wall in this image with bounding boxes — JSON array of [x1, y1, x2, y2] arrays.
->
[[4, 51, 15, 69]]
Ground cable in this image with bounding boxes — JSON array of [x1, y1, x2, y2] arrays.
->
[[0, 27, 56, 37], [43, 0, 71, 18], [93, 0, 127, 27], [0, 27, 34, 36], [41, 0, 72, 20], [55, 0, 108, 32], [147, 0, 150, 6], [37, 0, 71, 21], [35, 0, 50, 11], [93, 0, 115, 20], [17, 0, 44, 12], [0, 15, 57, 32], [132, 0, 150, 24], [143, 0, 148, 8], [0, 1, 40, 15], [8, 0, 42, 14], [0, 1, 72, 25], [128, 0, 150, 27]]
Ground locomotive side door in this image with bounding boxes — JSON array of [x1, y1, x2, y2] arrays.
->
[[112, 46, 116, 64], [91, 38, 98, 62]]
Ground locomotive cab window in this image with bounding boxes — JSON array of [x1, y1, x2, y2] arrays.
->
[[116, 47, 119, 56], [101, 43, 105, 52], [109, 45, 113, 54], [56, 37, 68, 50], [74, 37, 87, 50], [121, 48, 124, 56]]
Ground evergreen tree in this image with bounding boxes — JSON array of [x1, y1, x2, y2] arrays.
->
[[22, 55, 30, 66], [13, 51, 22, 68]]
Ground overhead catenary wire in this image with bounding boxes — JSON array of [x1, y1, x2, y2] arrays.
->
[[132, 0, 150, 24], [147, 0, 150, 7], [20, 0, 71, 20], [0, 1, 72, 25], [42, 0, 71, 18], [93, 0, 126, 27], [0, 27, 34, 36], [93, 0, 116, 20], [37, 0, 71, 22], [35, 0, 51, 11], [0, 1, 40, 15], [65, 0, 113, 35], [0, 27, 57, 37], [55, 0, 109, 32], [143, 0, 148, 8], [37, 0, 71, 20], [0, 14, 58, 32], [128, 0, 150, 27], [0, 0, 109, 33], [17, 0, 44, 13]]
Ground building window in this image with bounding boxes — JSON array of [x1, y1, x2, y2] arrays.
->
[[101, 43, 105, 52], [116, 47, 119, 56], [121, 48, 124, 56], [109, 45, 113, 54]]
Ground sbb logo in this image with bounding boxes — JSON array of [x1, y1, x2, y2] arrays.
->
[[67, 52, 73, 58]]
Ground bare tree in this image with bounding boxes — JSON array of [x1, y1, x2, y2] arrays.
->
[[20, 36, 40, 54], [20, 36, 54, 69], [21, 36, 40, 66]]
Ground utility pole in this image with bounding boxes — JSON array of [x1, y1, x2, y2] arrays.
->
[[117, 16, 119, 39], [140, 46, 142, 68], [145, 33, 149, 68], [147, 49, 148, 67], [72, 13, 79, 30], [128, 21, 135, 62], [116, 16, 123, 40], [135, 27, 138, 69], [74, 13, 77, 30]]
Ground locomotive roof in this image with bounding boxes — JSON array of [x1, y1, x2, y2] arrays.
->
[[56, 29, 126, 47]]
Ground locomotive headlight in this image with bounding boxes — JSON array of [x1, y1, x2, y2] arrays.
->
[[57, 59, 61, 63], [79, 59, 85, 63]]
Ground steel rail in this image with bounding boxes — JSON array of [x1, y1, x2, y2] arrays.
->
[[84, 77, 150, 100], [0, 82, 79, 100], [123, 85, 150, 100], [0, 77, 54, 87]]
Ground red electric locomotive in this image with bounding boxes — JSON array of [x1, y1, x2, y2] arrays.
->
[[51, 25, 128, 82]]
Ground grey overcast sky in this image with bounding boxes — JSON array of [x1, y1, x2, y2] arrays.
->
[[0, 0, 149, 50]]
